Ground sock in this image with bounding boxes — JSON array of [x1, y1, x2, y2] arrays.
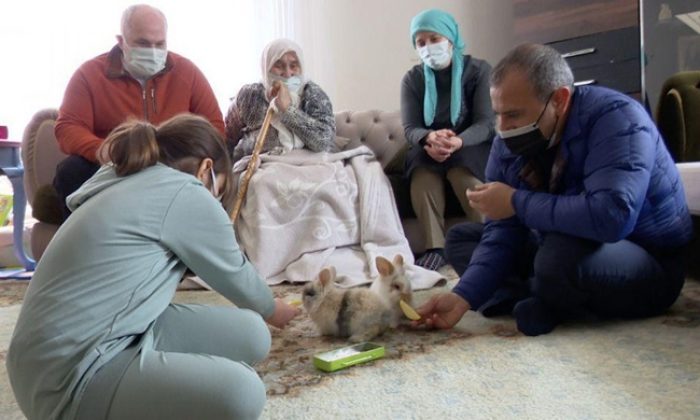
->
[[415, 249, 446, 271], [513, 297, 560, 336]]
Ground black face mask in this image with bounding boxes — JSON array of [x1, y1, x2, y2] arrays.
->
[[500, 93, 556, 157]]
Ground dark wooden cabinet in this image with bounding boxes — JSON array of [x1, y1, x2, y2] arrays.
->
[[513, 0, 639, 43], [547, 26, 641, 94], [512, 0, 700, 119], [513, 0, 642, 97]]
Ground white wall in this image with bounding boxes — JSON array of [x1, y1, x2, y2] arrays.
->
[[0, 1, 514, 136], [0, 0, 280, 140], [291, 0, 516, 112]]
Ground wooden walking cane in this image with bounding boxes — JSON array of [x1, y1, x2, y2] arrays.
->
[[230, 105, 275, 222]]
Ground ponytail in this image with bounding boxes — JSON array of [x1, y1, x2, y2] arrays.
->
[[98, 120, 160, 176], [97, 114, 234, 212]]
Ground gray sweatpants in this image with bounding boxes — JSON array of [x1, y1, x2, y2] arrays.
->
[[76, 304, 271, 420]]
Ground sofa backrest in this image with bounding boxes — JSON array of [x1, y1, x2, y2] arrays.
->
[[335, 110, 407, 174], [20, 108, 410, 206], [21, 108, 65, 205]]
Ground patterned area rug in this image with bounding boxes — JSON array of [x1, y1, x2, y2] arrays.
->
[[0, 270, 508, 395], [0, 267, 466, 399], [171, 266, 474, 397], [2, 275, 700, 419], [0, 280, 28, 307], [173, 272, 700, 402], [257, 279, 700, 419]]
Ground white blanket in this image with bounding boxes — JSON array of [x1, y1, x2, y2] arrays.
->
[[232, 146, 445, 290]]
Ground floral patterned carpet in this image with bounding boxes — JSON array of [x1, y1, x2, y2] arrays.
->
[[2, 274, 700, 419], [171, 267, 484, 398]]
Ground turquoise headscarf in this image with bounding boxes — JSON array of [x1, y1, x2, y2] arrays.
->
[[410, 9, 465, 127]]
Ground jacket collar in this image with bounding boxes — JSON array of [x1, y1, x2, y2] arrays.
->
[[559, 87, 582, 146], [105, 44, 173, 80]]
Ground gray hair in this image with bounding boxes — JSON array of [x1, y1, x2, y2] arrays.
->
[[120, 4, 167, 36], [491, 43, 574, 102]]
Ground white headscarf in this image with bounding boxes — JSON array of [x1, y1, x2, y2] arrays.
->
[[260, 38, 307, 152], [260, 38, 306, 94]]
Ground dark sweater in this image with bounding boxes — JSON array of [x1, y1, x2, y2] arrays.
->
[[225, 81, 336, 163], [400, 55, 495, 180]]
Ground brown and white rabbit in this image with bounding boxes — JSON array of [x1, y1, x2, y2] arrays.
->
[[302, 266, 392, 342], [370, 254, 413, 327]]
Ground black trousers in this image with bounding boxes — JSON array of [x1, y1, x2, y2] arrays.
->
[[53, 155, 100, 221]]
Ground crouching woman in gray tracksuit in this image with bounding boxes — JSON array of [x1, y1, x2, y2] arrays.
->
[[7, 114, 298, 420]]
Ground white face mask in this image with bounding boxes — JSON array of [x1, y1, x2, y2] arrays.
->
[[123, 45, 167, 79], [417, 40, 452, 70], [269, 73, 304, 95], [210, 166, 222, 201]]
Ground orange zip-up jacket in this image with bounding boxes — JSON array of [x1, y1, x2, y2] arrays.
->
[[55, 45, 225, 162]]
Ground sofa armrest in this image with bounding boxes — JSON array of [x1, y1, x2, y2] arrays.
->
[[677, 162, 700, 216], [656, 71, 700, 162], [21, 108, 64, 205]]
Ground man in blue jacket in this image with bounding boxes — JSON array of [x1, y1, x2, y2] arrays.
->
[[416, 43, 692, 336]]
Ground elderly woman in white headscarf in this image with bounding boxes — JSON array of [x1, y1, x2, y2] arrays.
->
[[225, 38, 336, 162]]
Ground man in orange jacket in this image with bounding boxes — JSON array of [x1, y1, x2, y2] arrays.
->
[[53, 4, 225, 220]]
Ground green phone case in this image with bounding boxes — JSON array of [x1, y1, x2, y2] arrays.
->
[[313, 342, 385, 372]]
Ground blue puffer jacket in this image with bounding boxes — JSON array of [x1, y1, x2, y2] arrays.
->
[[454, 86, 693, 309]]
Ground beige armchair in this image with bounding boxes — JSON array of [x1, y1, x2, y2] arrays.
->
[[656, 71, 700, 277], [21, 108, 65, 261]]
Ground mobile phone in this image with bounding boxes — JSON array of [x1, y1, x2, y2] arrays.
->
[[313, 342, 385, 372]]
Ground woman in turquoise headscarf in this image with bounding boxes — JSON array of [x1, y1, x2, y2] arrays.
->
[[401, 8, 495, 271]]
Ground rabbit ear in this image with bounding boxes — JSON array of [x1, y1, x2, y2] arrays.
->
[[319, 266, 336, 286], [375, 256, 394, 277], [393, 254, 405, 268]]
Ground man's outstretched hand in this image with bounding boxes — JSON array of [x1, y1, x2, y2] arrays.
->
[[412, 292, 471, 330]]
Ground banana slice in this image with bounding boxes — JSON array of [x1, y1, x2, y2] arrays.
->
[[399, 299, 421, 320], [288, 299, 302, 307]]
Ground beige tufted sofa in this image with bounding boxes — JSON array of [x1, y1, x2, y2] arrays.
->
[[334, 110, 468, 254], [21, 108, 468, 262]]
